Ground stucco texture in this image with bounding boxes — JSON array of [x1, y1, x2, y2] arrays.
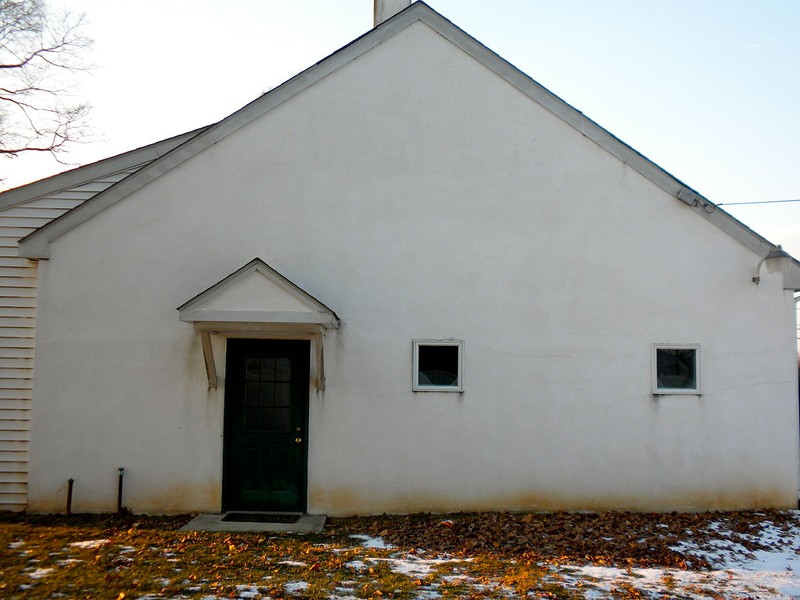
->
[[27, 21, 798, 515]]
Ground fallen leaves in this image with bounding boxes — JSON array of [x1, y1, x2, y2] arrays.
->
[[1, 510, 799, 598], [351, 509, 800, 570]]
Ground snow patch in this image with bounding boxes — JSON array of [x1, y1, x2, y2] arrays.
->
[[69, 539, 110, 549], [350, 533, 394, 550], [369, 555, 472, 577], [349, 534, 393, 549], [28, 568, 54, 579], [668, 514, 800, 596], [560, 562, 800, 599], [235, 584, 262, 598], [284, 581, 309, 594]]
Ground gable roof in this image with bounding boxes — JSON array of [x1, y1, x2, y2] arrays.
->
[[6, 2, 799, 287]]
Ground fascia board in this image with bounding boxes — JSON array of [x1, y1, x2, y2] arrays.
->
[[16, 1, 794, 267], [0, 127, 208, 211]]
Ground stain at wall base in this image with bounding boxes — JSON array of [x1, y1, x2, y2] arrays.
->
[[28, 480, 222, 515], [309, 486, 796, 517]]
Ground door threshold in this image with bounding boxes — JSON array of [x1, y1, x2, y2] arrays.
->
[[180, 512, 326, 533]]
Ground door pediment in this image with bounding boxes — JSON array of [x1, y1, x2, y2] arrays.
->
[[177, 258, 339, 390], [178, 258, 339, 327]]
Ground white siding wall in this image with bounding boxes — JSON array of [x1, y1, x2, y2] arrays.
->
[[0, 169, 139, 511], [24, 20, 800, 514]]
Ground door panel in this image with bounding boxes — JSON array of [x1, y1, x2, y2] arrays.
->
[[223, 339, 309, 512]]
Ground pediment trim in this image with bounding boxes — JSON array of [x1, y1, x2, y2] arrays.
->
[[177, 258, 340, 328]]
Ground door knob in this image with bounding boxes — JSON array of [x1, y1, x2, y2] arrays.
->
[[295, 437, 302, 444]]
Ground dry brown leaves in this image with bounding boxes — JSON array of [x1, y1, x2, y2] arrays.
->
[[339, 510, 800, 570]]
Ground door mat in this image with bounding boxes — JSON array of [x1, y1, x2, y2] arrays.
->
[[222, 513, 301, 524]]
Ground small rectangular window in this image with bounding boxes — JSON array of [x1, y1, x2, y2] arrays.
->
[[653, 344, 700, 394], [413, 340, 463, 392]]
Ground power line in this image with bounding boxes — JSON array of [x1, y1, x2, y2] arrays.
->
[[718, 199, 800, 206]]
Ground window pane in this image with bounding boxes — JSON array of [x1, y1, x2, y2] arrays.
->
[[260, 383, 275, 407], [261, 408, 275, 431], [245, 358, 261, 381], [275, 407, 291, 432], [276, 358, 291, 381], [260, 357, 276, 381], [656, 348, 696, 389], [245, 382, 260, 406], [418, 345, 459, 386], [276, 383, 291, 407], [244, 406, 260, 431]]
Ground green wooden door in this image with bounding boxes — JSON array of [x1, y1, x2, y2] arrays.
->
[[223, 339, 310, 512]]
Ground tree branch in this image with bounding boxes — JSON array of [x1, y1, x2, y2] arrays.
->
[[0, 0, 92, 166]]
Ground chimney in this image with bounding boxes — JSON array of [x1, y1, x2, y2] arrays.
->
[[374, 0, 412, 27]]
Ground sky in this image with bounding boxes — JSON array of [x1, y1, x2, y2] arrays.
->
[[4, 0, 800, 254]]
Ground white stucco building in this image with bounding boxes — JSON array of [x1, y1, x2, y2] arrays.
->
[[0, 1, 798, 516]]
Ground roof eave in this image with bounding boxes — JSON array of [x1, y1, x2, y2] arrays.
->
[[0, 126, 209, 210]]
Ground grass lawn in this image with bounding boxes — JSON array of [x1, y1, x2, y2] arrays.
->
[[2, 511, 799, 599]]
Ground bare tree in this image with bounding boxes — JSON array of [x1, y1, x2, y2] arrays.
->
[[0, 0, 91, 161]]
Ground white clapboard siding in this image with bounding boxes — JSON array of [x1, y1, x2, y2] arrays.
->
[[0, 278, 38, 289], [0, 393, 33, 403], [0, 348, 35, 359], [0, 288, 37, 299], [0, 207, 74, 219], [0, 339, 35, 349], [0, 257, 37, 268], [0, 330, 37, 340], [0, 440, 28, 451], [0, 128, 204, 511], [0, 459, 28, 472], [0, 266, 39, 278], [0, 408, 31, 420], [0, 358, 35, 368], [0, 165, 150, 512], [0, 429, 29, 442], [0, 492, 27, 506], [0, 298, 37, 309], [0, 318, 35, 329]]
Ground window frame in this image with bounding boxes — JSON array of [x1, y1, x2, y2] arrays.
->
[[652, 343, 701, 395], [412, 340, 464, 392]]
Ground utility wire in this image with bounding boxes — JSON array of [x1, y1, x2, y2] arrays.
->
[[718, 199, 800, 206]]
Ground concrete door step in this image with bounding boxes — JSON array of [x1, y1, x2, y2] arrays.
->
[[180, 512, 326, 533]]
